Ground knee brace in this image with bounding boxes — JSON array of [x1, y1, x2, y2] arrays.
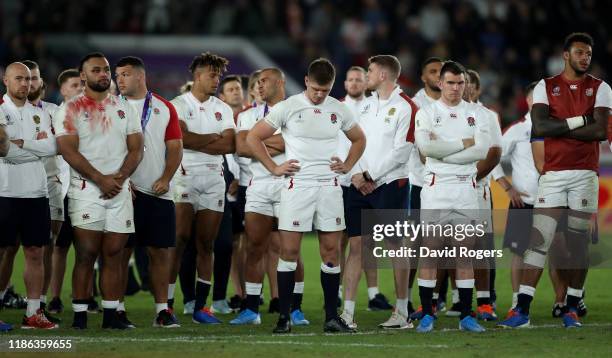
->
[[523, 214, 557, 268], [567, 215, 590, 236]]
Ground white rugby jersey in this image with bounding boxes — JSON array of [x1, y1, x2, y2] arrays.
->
[[475, 103, 502, 188], [264, 93, 356, 186], [491, 113, 539, 205], [353, 86, 417, 186], [172, 92, 235, 175], [34, 100, 62, 178], [53, 93, 141, 181], [0, 94, 56, 198], [409, 88, 437, 187], [235, 107, 255, 186], [128, 93, 182, 200], [415, 99, 490, 185], [238, 103, 286, 184], [337, 95, 365, 186]]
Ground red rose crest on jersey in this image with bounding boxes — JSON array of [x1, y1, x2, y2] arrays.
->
[[330, 113, 337, 124], [467, 116, 475, 127], [215, 112, 222, 121], [117, 110, 125, 119]]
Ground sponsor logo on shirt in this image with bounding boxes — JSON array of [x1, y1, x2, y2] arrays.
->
[[181, 193, 189, 199], [361, 104, 370, 114], [388, 107, 396, 116], [215, 112, 222, 121], [292, 220, 300, 227], [570, 84, 578, 90], [330, 113, 337, 124], [199, 107, 205, 112], [314, 109, 322, 114], [450, 113, 457, 119], [117, 110, 125, 119], [82, 213, 90, 220], [585, 88, 593, 97], [552, 85, 561, 96], [467, 116, 475, 127]]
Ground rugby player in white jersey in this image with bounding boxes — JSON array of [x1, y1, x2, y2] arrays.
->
[[170, 52, 236, 324], [115, 56, 183, 328], [341, 56, 417, 330], [414, 61, 490, 333], [0, 62, 57, 329], [21, 60, 62, 325], [247, 58, 366, 333], [464, 69, 502, 321], [219, 75, 249, 312], [47, 68, 89, 315], [490, 81, 540, 315], [54, 52, 144, 329], [409, 57, 443, 318]]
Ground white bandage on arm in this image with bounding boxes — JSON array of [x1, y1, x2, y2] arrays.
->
[[565, 116, 587, 130]]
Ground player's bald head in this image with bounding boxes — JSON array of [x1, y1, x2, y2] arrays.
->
[[4, 62, 30, 78]]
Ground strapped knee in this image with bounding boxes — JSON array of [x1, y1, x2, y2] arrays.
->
[[567, 215, 590, 236], [523, 214, 557, 268]]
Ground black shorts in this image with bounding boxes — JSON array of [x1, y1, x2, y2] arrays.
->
[[346, 179, 409, 237], [0, 196, 50, 247], [502, 203, 534, 255], [230, 185, 246, 234], [132, 190, 176, 248], [56, 196, 74, 248]]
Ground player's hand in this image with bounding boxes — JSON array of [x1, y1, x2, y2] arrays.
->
[[507, 187, 528, 208], [228, 179, 239, 196], [129, 181, 137, 200], [152, 177, 170, 196], [359, 181, 376, 195], [330, 156, 350, 174], [97, 174, 123, 199], [351, 173, 367, 188], [36, 131, 48, 140], [462, 138, 475, 148], [113, 173, 128, 187], [10, 139, 24, 148], [272, 159, 300, 176]]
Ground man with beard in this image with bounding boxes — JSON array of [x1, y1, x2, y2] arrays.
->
[[21, 60, 62, 325], [0, 62, 57, 329], [115, 56, 182, 328], [169, 52, 235, 324], [342, 55, 417, 330], [53, 52, 144, 329], [500, 32, 611, 329]]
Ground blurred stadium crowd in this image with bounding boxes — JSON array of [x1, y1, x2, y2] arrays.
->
[[1, 0, 610, 126]]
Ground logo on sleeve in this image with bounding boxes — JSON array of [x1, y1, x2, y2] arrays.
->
[[330, 113, 337, 124], [117, 110, 125, 119], [467, 117, 475, 127], [215, 112, 222, 121]]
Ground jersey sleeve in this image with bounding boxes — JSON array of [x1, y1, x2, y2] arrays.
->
[[339, 104, 356, 132], [488, 111, 502, 148], [264, 100, 288, 129], [532, 79, 548, 105], [125, 102, 143, 135], [220, 104, 236, 132], [237, 109, 255, 132], [163, 100, 182, 141], [22, 108, 57, 157], [0, 107, 6, 126], [595, 81, 612, 109], [171, 97, 188, 121], [52, 102, 77, 137]]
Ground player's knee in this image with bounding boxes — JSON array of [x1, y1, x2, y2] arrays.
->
[[277, 258, 297, 272], [23, 246, 44, 262], [524, 214, 557, 268], [567, 215, 590, 237], [348, 237, 362, 257]]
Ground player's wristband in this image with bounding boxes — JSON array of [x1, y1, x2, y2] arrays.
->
[[566, 116, 587, 130]]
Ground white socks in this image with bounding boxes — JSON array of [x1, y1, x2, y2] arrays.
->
[[367, 287, 380, 300]]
